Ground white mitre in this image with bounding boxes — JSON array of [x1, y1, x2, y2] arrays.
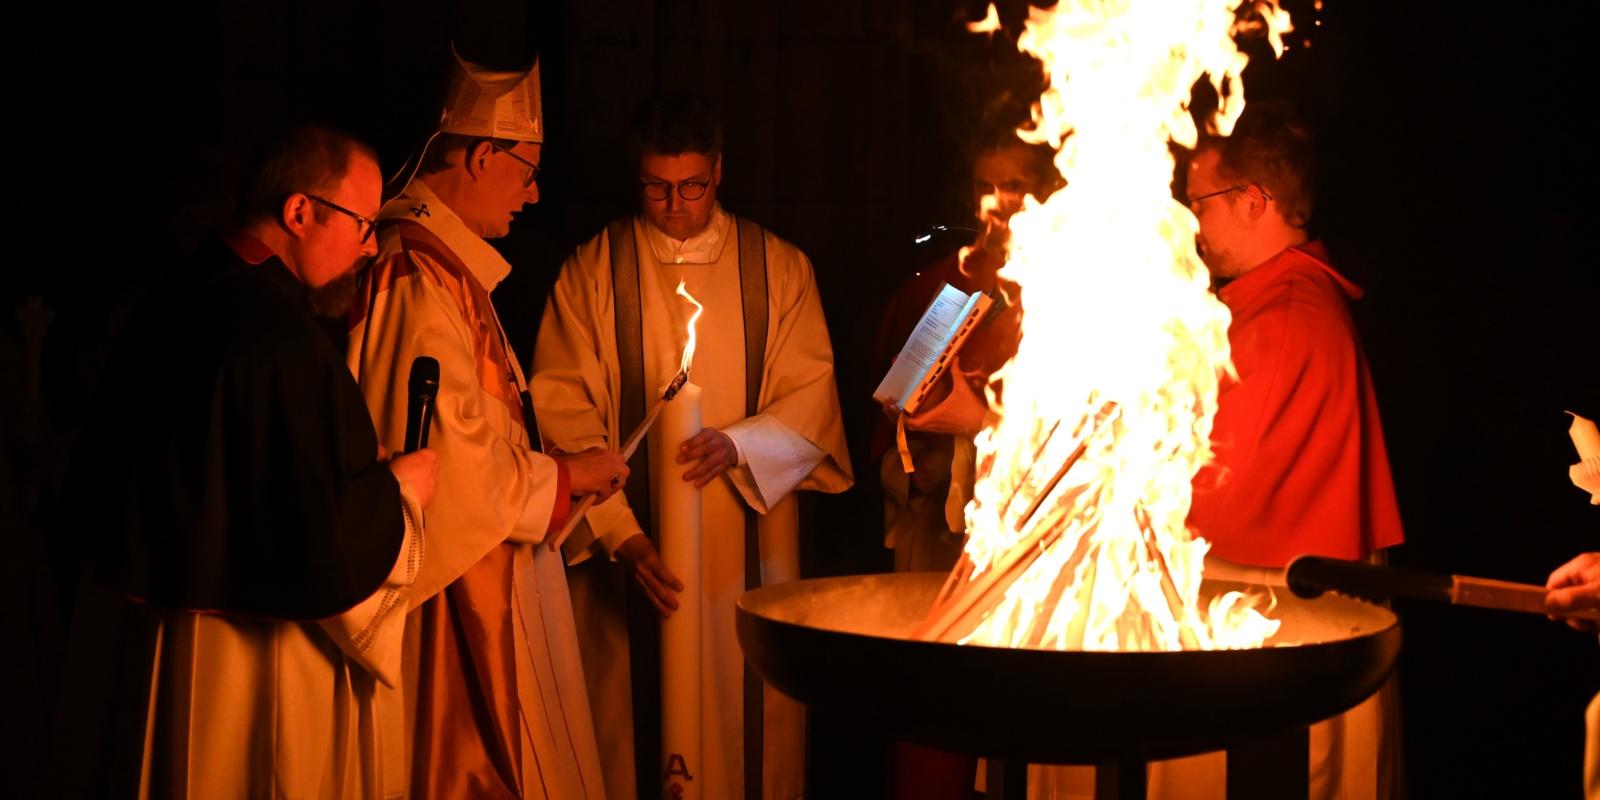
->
[[439, 44, 543, 143]]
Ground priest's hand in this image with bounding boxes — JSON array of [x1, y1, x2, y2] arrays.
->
[[388, 449, 439, 508], [678, 428, 737, 487], [617, 533, 684, 617], [558, 448, 631, 501], [1546, 552, 1600, 633]]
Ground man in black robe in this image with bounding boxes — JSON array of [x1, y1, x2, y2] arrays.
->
[[54, 124, 438, 799]]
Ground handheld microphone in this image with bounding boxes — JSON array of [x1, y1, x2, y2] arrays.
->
[[404, 356, 440, 453]]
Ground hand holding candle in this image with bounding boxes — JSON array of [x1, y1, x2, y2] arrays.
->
[[677, 427, 738, 486], [615, 533, 683, 615], [544, 371, 689, 552], [557, 447, 631, 499], [543, 279, 704, 553]]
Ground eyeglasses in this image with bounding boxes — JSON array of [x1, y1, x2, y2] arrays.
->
[[305, 194, 377, 243], [1188, 184, 1274, 209], [491, 143, 541, 189], [640, 178, 711, 202]]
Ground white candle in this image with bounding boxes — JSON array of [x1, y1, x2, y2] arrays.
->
[[658, 379, 702, 800]]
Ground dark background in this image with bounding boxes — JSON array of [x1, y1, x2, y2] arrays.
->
[[6, 0, 1596, 796]]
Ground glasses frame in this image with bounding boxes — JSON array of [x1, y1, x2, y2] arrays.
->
[[305, 194, 377, 243], [1188, 183, 1274, 209], [491, 142, 541, 189], [640, 177, 711, 202]]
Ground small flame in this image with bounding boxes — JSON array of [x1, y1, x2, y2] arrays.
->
[[976, 191, 1005, 229], [968, 4, 1001, 34], [675, 280, 705, 375]]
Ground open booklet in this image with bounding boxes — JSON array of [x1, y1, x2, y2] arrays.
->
[[874, 282, 995, 415]]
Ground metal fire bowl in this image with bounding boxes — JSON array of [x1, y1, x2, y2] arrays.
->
[[737, 572, 1399, 764]]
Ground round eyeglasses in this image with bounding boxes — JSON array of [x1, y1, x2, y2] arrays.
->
[[640, 178, 711, 202]]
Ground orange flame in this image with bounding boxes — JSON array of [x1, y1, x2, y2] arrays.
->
[[675, 280, 705, 375], [954, 0, 1292, 651]]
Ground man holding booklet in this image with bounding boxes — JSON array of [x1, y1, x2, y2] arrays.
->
[[870, 130, 1058, 574]]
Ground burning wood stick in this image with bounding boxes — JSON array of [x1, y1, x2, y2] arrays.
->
[[997, 417, 1062, 521], [1134, 504, 1200, 650], [932, 554, 973, 611], [1057, 550, 1096, 650], [1011, 402, 1117, 533], [547, 369, 690, 552], [914, 509, 1057, 642], [918, 487, 1092, 644], [926, 415, 1064, 614], [915, 402, 1118, 643], [1021, 515, 1101, 648]]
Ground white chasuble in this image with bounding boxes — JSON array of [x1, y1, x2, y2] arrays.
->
[[533, 206, 852, 800]]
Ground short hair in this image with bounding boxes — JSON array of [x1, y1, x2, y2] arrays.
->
[[627, 94, 723, 166], [236, 124, 378, 227], [1197, 101, 1316, 227], [417, 133, 521, 176]]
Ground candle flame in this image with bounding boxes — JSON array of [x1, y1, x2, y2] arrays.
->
[[676, 280, 705, 375]]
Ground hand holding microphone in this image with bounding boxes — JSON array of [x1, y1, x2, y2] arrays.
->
[[389, 356, 441, 507], [388, 450, 438, 508], [404, 356, 439, 453]]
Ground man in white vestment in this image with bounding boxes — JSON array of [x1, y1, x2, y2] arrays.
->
[[532, 93, 854, 800], [55, 124, 438, 799], [347, 46, 625, 799]]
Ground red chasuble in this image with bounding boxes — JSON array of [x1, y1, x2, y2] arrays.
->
[[1188, 242, 1404, 567]]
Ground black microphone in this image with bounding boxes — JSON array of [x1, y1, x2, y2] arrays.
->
[[404, 356, 440, 453]]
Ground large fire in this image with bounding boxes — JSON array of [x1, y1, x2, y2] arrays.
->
[[924, 0, 1291, 651]]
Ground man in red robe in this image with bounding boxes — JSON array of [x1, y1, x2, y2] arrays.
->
[[1185, 103, 1403, 567], [1178, 102, 1404, 799]]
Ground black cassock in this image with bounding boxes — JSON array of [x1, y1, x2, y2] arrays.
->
[[72, 238, 403, 620]]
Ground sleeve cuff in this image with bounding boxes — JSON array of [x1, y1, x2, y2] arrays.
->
[[316, 480, 423, 689], [509, 454, 563, 544], [723, 414, 827, 515], [548, 461, 573, 530]]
